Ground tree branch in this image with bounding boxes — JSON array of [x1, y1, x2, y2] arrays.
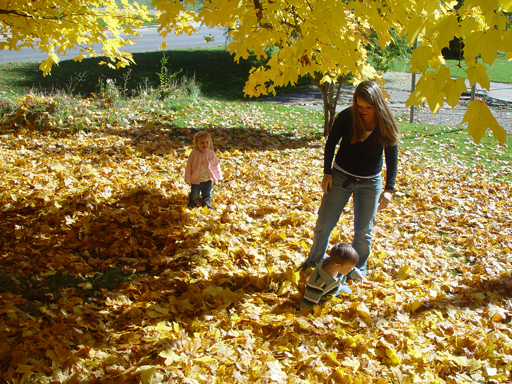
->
[[0, 9, 35, 18], [253, 0, 273, 29]]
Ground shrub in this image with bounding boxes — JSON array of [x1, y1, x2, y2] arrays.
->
[[366, 29, 412, 73]]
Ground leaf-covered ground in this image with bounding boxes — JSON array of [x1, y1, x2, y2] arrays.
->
[[1, 99, 511, 384]]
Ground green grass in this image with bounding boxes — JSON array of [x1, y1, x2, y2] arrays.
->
[[400, 123, 512, 182], [0, 46, 310, 101], [387, 58, 412, 73], [388, 53, 512, 84], [445, 55, 512, 83]]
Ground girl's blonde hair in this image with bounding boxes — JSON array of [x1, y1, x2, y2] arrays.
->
[[351, 80, 400, 146], [193, 131, 213, 150]]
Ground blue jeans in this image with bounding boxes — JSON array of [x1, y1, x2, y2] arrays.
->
[[305, 168, 382, 277], [188, 180, 212, 208]]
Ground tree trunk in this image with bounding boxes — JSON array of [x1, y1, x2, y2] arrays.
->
[[310, 75, 345, 137]]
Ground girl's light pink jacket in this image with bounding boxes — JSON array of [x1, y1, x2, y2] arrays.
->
[[184, 148, 222, 184]]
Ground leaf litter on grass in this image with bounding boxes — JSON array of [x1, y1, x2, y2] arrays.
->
[[0, 99, 511, 384]]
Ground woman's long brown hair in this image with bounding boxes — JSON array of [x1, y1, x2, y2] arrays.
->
[[351, 80, 400, 146]]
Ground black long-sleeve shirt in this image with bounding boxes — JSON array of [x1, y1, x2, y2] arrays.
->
[[324, 107, 398, 192]]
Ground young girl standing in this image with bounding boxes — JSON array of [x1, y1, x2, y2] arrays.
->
[[184, 131, 222, 208]]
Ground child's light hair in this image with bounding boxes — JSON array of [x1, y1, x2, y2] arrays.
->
[[329, 242, 359, 266], [193, 131, 213, 150]]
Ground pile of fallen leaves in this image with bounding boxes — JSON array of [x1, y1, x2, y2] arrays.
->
[[0, 99, 511, 384]]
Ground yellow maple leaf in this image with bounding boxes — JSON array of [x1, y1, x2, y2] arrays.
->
[[327, 351, 341, 365], [78, 282, 93, 290], [408, 349, 424, 359], [434, 14, 461, 49], [284, 268, 299, 284], [341, 356, 361, 372], [489, 304, 508, 322], [39, 57, 54, 77], [411, 300, 423, 312], [320, 74, 333, 84], [195, 355, 215, 363], [402, 17, 426, 45], [397, 265, 411, 280], [139, 366, 157, 382], [357, 302, 371, 319], [154, 321, 173, 332], [464, 30, 502, 65], [159, 349, 180, 365], [423, 75, 446, 114], [499, 0, 512, 11], [277, 280, 292, 296], [406, 70, 448, 114], [410, 45, 435, 74], [461, 100, 507, 144], [442, 78, 468, 108], [466, 62, 490, 90], [386, 348, 402, 365]]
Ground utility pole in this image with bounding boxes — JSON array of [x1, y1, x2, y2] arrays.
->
[[409, 39, 418, 123]]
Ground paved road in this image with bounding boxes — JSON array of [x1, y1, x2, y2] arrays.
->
[[0, 25, 228, 63]]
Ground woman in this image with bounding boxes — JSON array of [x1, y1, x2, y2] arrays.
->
[[299, 80, 400, 278]]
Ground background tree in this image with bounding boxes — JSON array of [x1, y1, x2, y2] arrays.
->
[[0, 0, 151, 74], [366, 29, 413, 73]]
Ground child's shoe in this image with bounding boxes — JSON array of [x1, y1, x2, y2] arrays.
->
[[338, 284, 352, 294]]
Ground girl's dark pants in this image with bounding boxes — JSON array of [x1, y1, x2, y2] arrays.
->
[[188, 180, 212, 208]]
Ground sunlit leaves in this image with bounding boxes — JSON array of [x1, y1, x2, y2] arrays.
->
[[406, 69, 450, 115], [461, 100, 507, 144], [499, 0, 512, 11], [442, 78, 468, 108], [410, 45, 439, 74], [463, 30, 504, 66], [466, 62, 491, 90], [1, 97, 511, 383], [398, 0, 511, 142], [0, 0, 152, 75]]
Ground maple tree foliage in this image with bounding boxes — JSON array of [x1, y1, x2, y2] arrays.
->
[[1, 0, 510, 140], [402, 0, 512, 145], [154, 0, 512, 140], [0, 97, 511, 383], [0, 0, 151, 73]]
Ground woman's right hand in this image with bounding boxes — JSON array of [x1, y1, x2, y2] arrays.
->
[[321, 174, 333, 194]]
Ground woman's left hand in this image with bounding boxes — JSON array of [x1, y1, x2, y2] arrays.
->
[[377, 190, 392, 211]]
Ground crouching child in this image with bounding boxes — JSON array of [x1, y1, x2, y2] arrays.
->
[[300, 242, 374, 310]]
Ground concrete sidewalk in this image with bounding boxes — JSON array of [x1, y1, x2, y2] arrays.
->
[[262, 72, 512, 133]]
